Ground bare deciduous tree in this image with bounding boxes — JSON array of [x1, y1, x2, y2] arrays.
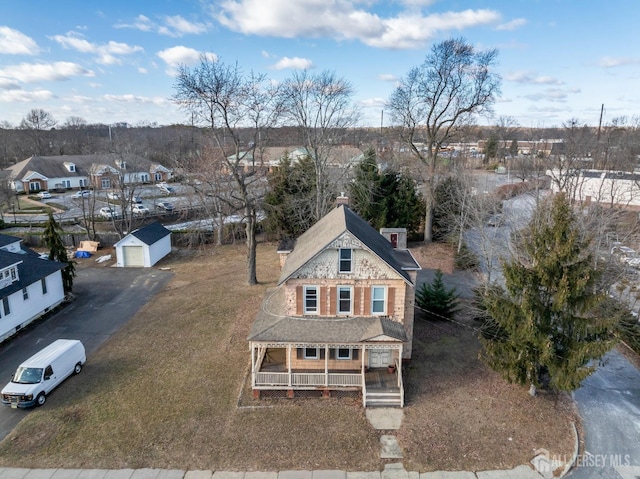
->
[[19, 108, 57, 155], [173, 57, 279, 284], [278, 70, 359, 221], [387, 37, 501, 242]]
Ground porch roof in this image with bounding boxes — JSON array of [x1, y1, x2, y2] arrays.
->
[[248, 287, 408, 344]]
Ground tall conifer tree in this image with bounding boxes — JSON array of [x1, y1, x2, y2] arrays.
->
[[42, 212, 75, 293], [479, 193, 617, 395]]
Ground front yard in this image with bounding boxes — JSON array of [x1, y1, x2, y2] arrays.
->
[[0, 242, 575, 472]]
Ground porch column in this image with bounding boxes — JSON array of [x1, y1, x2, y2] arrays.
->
[[287, 344, 292, 387], [324, 344, 329, 386], [361, 345, 365, 375], [250, 342, 255, 387], [398, 344, 403, 387]]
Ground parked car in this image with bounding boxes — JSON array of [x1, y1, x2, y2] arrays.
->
[[72, 190, 92, 198], [1, 339, 86, 408], [37, 191, 51, 199], [157, 201, 175, 212], [132, 196, 143, 204], [107, 192, 121, 201], [131, 204, 149, 215], [99, 207, 119, 219]]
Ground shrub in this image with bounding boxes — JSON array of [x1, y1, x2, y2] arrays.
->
[[416, 269, 460, 320]]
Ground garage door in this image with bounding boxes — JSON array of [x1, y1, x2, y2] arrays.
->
[[122, 246, 144, 267]]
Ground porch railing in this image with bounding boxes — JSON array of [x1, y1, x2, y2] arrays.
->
[[255, 371, 361, 387]]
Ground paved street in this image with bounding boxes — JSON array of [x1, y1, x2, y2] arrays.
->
[[568, 350, 640, 478]]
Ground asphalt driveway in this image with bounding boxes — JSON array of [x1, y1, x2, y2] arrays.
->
[[0, 262, 174, 440]]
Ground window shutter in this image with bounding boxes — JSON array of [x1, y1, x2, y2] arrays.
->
[[296, 348, 302, 359], [354, 287, 361, 315], [320, 287, 328, 315], [329, 349, 335, 360], [320, 348, 326, 359], [329, 287, 337, 315], [296, 285, 303, 315], [363, 287, 371, 316], [353, 348, 359, 360], [387, 287, 395, 317]]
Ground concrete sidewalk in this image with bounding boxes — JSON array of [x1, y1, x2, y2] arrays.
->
[[0, 463, 545, 479]]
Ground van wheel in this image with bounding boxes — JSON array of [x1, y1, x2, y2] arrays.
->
[[36, 393, 46, 407], [73, 363, 82, 374]]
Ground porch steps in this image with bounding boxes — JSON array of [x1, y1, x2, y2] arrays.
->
[[365, 390, 402, 407]]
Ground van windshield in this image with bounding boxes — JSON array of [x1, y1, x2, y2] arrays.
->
[[13, 367, 43, 384]]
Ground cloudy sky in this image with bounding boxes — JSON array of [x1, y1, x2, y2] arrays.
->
[[1, 0, 638, 129]]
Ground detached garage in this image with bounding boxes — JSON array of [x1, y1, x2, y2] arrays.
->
[[115, 222, 172, 268]]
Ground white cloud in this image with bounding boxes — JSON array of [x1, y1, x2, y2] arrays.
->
[[51, 32, 143, 64], [212, 1, 500, 49], [115, 14, 208, 37], [138, 67, 148, 74], [598, 56, 640, 68], [164, 15, 208, 36], [495, 18, 527, 31], [114, 15, 154, 32], [272, 56, 313, 70], [0, 89, 54, 102], [157, 46, 217, 74], [505, 71, 563, 85], [359, 97, 386, 108], [102, 94, 167, 106], [523, 87, 580, 103], [0, 26, 39, 55], [0, 61, 94, 83], [377, 73, 398, 82]]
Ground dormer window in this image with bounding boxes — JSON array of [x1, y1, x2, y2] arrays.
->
[[64, 162, 76, 173], [339, 248, 352, 273]]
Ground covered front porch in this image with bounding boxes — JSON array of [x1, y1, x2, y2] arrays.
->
[[250, 342, 404, 407]]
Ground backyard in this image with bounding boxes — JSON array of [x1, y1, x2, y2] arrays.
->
[[0, 242, 575, 472]]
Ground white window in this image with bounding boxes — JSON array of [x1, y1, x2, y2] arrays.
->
[[337, 348, 351, 360], [79, 179, 88, 187], [372, 286, 386, 315], [41, 278, 47, 295], [2, 297, 9, 316], [339, 248, 352, 273], [337, 286, 352, 314], [140, 174, 149, 183], [101, 178, 111, 188], [22, 288, 28, 301], [62, 180, 71, 188], [304, 347, 319, 359], [29, 182, 40, 191], [304, 286, 318, 314], [155, 172, 163, 181], [67, 164, 76, 172]]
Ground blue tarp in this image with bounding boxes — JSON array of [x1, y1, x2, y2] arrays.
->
[[75, 250, 91, 258]]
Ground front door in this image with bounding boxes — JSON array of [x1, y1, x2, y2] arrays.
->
[[368, 349, 391, 368]]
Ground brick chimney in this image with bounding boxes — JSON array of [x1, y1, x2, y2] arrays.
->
[[336, 192, 349, 207]]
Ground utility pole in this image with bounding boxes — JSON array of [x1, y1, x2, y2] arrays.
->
[[597, 103, 604, 142]]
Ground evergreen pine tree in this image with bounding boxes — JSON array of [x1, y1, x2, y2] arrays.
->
[[479, 193, 617, 395], [416, 269, 459, 319], [42, 212, 75, 293]]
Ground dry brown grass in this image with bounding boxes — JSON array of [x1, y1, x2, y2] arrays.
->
[[0, 241, 575, 472]]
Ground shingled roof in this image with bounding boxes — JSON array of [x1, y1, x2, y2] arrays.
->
[[0, 249, 66, 301], [129, 222, 171, 245], [277, 204, 420, 286]]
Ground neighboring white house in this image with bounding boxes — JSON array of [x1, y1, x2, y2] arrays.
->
[[0, 234, 66, 343], [114, 222, 172, 267]]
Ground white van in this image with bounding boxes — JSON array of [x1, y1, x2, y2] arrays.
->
[[1, 339, 86, 408]]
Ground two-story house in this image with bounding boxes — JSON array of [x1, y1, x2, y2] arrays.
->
[[0, 234, 67, 343], [248, 203, 421, 407], [5, 154, 172, 193]]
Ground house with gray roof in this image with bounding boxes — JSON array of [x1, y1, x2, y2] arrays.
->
[[249, 203, 421, 407], [0, 234, 66, 343], [5, 154, 172, 193]]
